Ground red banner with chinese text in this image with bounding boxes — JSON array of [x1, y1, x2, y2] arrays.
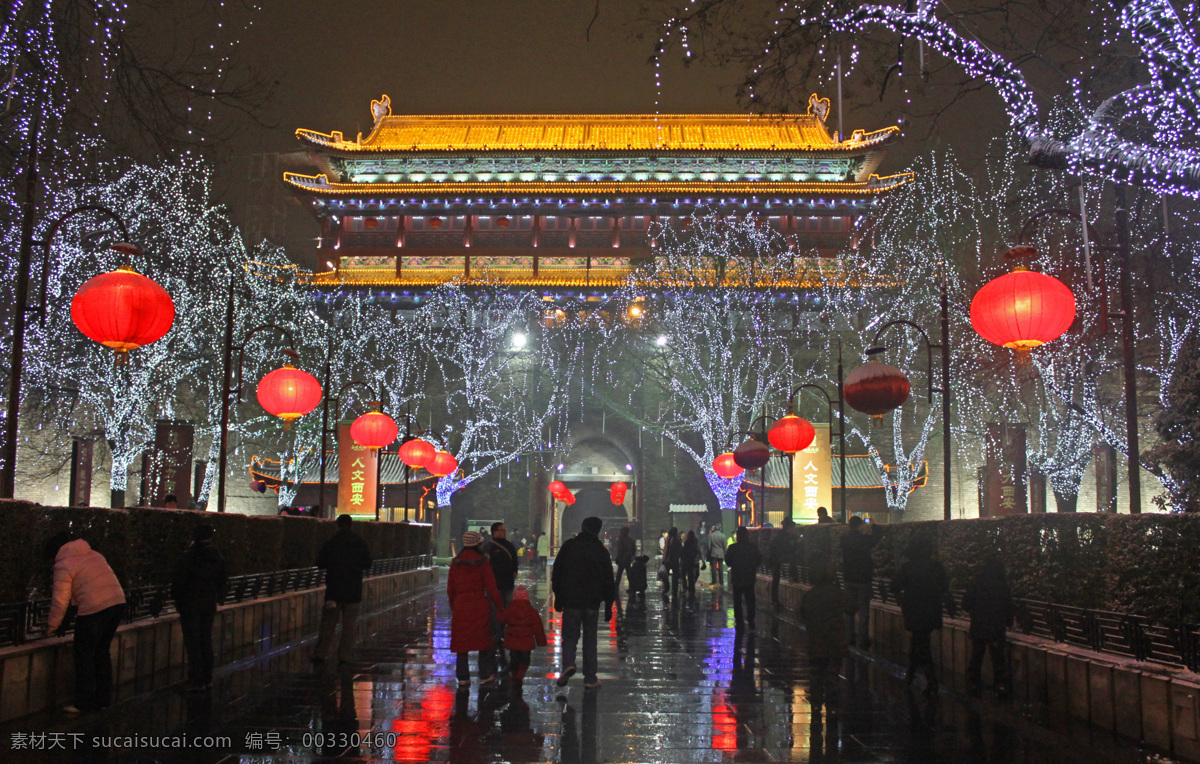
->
[[338, 424, 378, 516]]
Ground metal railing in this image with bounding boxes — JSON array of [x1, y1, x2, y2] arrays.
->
[[0, 554, 432, 649], [770, 561, 1200, 672]]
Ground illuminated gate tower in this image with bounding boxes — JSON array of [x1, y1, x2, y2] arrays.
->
[[285, 94, 910, 290]]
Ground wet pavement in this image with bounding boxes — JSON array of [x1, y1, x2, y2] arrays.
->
[[2, 568, 1180, 763]]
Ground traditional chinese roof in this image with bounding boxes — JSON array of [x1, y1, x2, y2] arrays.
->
[[744, 454, 929, 491], [296, 113, 900, 155]]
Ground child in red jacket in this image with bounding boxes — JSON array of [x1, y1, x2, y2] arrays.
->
[[498, 586, 547, 682]]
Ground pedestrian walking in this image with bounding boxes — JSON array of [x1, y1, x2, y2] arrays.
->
[[840, 515, 881, 648], [681, 530, 701, 601], [800, 559, 855, 706], [449, 531, 504, 687], [43, 533, 127, 714], [312, 514, 373, 665], [497, 585, 547, 684], [706, 523, 727, 588], [892, 536, 950, 694], [962, 554, 1015, 697], [663, 527, 683, 602], [768, 518, 798, 608], [171, 524, 228, 691], [551, 516, 615, 690], [612, 526, 636, 590], [536, 532, 551, 574], [627, 555, 649, 601], [482, 521, 519, 670], [724, 527, 762, 631]]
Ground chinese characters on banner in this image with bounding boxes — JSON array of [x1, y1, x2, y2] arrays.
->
[[338, 424, 378, 515], [983, 423, 1027, 517], [792, 424, 832, 522]]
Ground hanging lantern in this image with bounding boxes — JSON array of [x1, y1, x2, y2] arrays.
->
[[496, 216, 511, 228], [70, 265, 175, 362], [712, 452, 744, 480], [256, 365, 322, 429], [428, 217, 443, 229], [733, 438, 771, 470], [768, 414, 816, 454], [971, 256, 1076, 351], [610, 482, 627, 504], [548, 480, 568, 497], [350, 408, 398, 450], [563, 490, 576, 505], [428, 450, 458, 477], [398, 437, 435, 468], [845, 359, 910, 417]]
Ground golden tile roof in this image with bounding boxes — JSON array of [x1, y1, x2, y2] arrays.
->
[[283, 173, 914, 197], [296, 113, 900, 154]]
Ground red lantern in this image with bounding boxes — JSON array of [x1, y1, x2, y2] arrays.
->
[[70, 266, 175, 360], [971, 265, 1076, 350], [712, 452, 744, 480], [610, 482, 627, 504], [549, 480, 568, 497], [398, 437, 435, 468], [350, 410, 398, 450], [428, 450, 458, 477], [733, 438, 771, 470], [256, 365, 322, 428], [364, 217, 379, 230], [563, 491, 576, 505], [768, 414, 815, 454], [845, 360, 910, 416]]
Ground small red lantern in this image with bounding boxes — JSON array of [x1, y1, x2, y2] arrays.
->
[[496, 216, 511, 229], [428, 217, 443, 229], [563, 491, 576, 505], [733, 438, 771, 470], [712, 452, 744, 480], [549, 480, 568, 497], [971, 260, 1076, 351], [844, 360, 910, 417], [428, 450, 458, 477], [610, 482, 627, 504], [71, 265, 175, 361], [256, 365, 322, 429], [364, 217, 379, 230], [398, 437, 435, 468], [768, 414, 815, 454], [350, 409, 398, 450]]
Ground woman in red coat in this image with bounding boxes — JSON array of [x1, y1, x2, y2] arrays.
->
[[498, 585, 547, 683], [448, 531, 503, 687]]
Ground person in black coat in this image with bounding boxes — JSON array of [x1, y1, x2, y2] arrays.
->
[[551, 516, 615, 689], [962, 554, 1015, 697], [681, 531, 701, 602], [724, 527, 763, 631], [312, 514, 373, 664], [891, 536, 949, 694], [172, 523, 228, 691], [663, 527, 683, 602], [482, 521, 519, 669], [627, 555, 649, 600]]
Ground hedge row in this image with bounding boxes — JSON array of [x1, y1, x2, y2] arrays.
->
[[756, 514, 1200, 624], [0, 500, 431, 603]]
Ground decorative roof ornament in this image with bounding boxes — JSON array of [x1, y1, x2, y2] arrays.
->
[[371, 94, 391, 127], [807, 93, 831, 124]]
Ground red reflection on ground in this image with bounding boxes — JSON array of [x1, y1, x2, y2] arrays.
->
[[711, 688, 737, 751], [392, 686, 454, 761]]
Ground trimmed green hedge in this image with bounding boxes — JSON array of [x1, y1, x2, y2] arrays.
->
[[0, 500, 431, 603], [756, 514, 1200, 624]]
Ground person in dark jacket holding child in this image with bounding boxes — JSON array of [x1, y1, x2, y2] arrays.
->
[[962, 554, 1015, 697], [312, 515, 373, 664], [172, 524, 228, 691], [551, 517, 615, 690]]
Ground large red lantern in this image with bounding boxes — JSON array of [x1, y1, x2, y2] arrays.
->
[[350, 409, 398, 450], [971, 263, 1076, 350], [563, 491, 576, 505], [610, 482, 627, 504], [70, 265, 175, 360], [845, 360, 911, 417], [428, 450, 458, 477], [768, 414, 815, 454], [712, 452, 744, 480], [733, 438, 771, 470], [548, 480, 568, 497], [398, 437, 435, 468], [256, 365, 322, 429]]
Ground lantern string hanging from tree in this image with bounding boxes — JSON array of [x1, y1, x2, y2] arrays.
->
[[970, 245, 1077, 354]]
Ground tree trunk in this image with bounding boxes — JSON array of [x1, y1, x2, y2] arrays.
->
[[1053, 488, 1078, 513]]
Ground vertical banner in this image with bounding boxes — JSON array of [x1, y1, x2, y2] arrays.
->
[[153, 420, 195, 507], [68, 438, 93, 507], [1095, 444, 1118, 513], [793, 424, 832, 522], [338, 423, 378, 516], [1029, 468, 1047, 514], [984, 423, 1027, 516]]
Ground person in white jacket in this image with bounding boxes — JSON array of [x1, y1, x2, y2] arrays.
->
[[44, 534, 127, 713]]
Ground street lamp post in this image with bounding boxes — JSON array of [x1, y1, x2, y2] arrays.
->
[[868, 309, 952, 521]]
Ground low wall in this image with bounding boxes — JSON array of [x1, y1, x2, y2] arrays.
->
[[759, 573, 1200, 762], [0, 566, 437, 722]]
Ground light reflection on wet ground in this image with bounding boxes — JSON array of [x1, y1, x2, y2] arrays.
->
[[1, 570, 1181, 763]]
